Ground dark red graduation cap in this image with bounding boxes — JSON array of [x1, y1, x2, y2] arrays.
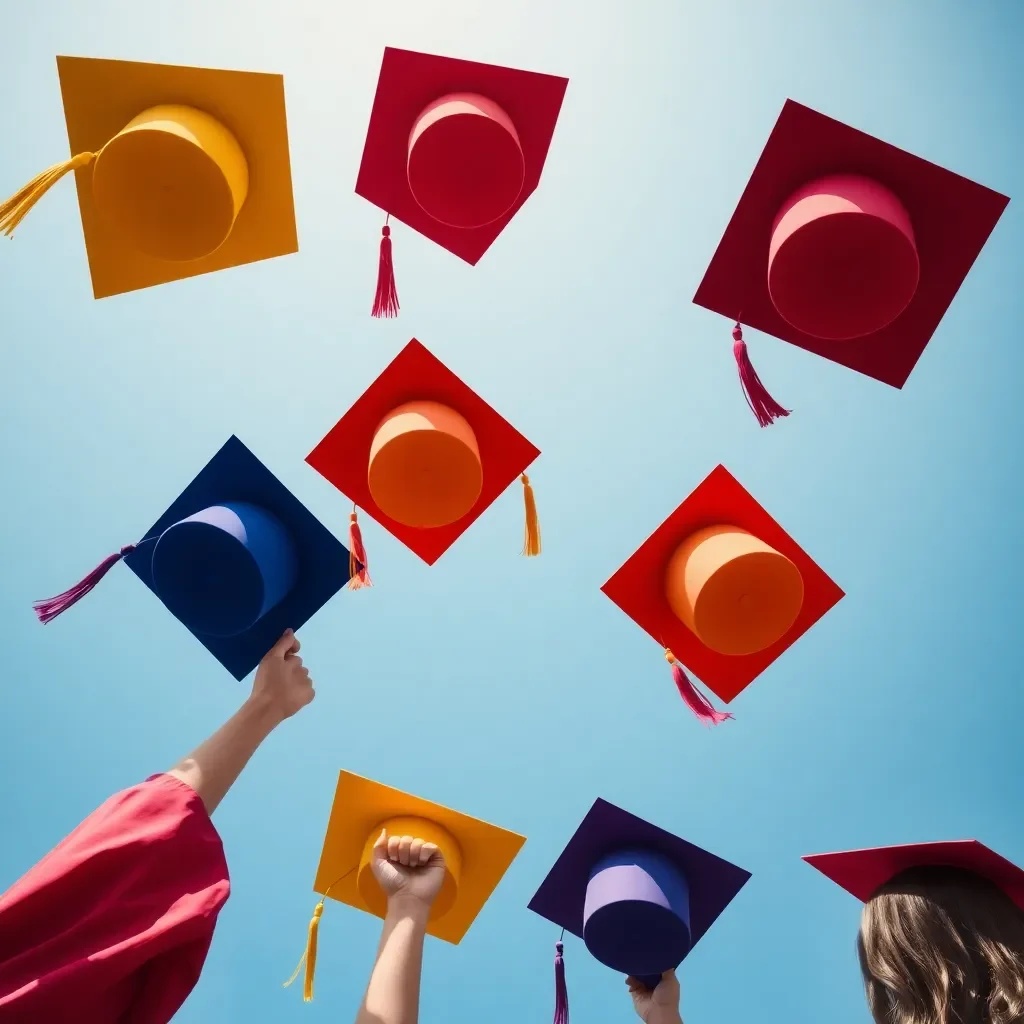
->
[[601, 465, 844, 725], [804, 840, 1024, 912], [693, 99, 1010, 426], [356, 46, 568, 317], [306, 339, 541, 566]]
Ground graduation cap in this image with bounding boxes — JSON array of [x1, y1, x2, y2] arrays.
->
[[355, 46, 568, 318], [693, 99, 1009, 426], [803, 840, 1024, 912], [32, 436, 349, 679], [528, 797, 750, 1019], [601, 464, 844, 725], [0, 55, 297, 298], [306, 338, 541, 567], [286, 770, 526, 1001]]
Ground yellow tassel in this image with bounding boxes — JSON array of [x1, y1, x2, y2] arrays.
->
[[283, 897, 325, 1002], [521, 473, 541, 557], [0, 152, 96, 238]]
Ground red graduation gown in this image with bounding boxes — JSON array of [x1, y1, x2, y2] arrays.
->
[[0, 773, 230, 1023]]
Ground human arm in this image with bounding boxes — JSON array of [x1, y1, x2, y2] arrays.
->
[[355, 832, 447, 1024], [167, 628, 313, 814], [627, 970, 683, 1024]]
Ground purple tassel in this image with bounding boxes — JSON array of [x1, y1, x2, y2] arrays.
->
[[33, 545, 136, 624], [553, 941, 568, 1024]]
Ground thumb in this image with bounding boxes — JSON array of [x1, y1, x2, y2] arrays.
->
[[372, 828, 388, 860], [269, 628, 298, 659]]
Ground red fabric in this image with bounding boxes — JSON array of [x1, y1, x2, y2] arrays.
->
[[0, 773, 230, 1023]]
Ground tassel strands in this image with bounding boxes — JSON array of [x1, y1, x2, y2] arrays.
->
[[371, 219, 400, 318], [732, 323, 790, 427], [284, 868, 354, 1002], [283, 898, 326, 1002], [521, 474, 541, 557], [0, 152, 96, 238], [33, 544, 137, 624], [665, 650, 733, 726], [553, 940, 569, 1024], [347, 509, 373, 590]]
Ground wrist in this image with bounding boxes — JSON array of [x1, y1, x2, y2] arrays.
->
[[648, 1011, 683, 1024], [385, 893, 433, 927], [240, 693, 286, 732]]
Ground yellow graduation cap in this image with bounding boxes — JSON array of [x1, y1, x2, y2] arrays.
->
[[287, 770, 527, 1001], [0, 55, 297, 298]]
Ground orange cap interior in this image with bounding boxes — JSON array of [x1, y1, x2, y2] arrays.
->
[[665, 525, 805, 656], [367, 400, 483, 528]]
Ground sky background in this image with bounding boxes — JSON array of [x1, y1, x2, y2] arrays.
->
[[1, 0, 1022, 1021]]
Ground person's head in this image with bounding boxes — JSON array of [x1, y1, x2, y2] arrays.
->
[[857, 865, 1024, 1024]]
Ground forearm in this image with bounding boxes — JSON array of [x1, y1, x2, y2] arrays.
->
[[356, 897, 430, 1024], [167, 695, 282, 815]]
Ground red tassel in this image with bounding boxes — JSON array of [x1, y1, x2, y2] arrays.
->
[[348, 511, 372, 590], [665, 650, 733, 726], [33, 545, 136, 624], [732, 323, 789, 427], [553, 941, 569, 1024], [371, 223, 399, 319]]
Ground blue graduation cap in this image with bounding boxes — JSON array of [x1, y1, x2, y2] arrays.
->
[[33, 436, 350, 679]]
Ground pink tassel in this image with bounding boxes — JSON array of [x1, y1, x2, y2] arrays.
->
[[33, 545, 136, 624], [732, 323, 789, 427], [371, 223, 399, 319], [553, 941, 569, 1024], [666, 651, 733, 726], [348, 511, 372, 590]]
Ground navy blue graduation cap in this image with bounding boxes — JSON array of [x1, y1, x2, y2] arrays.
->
[[33, 435, 350, 679]]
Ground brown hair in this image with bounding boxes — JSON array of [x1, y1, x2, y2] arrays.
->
[[857, 865, 1024, 1024]]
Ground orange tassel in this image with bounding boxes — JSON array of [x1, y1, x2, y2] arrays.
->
[[283, 898, 325, 1002], [521, 473, 541, 556], [348, 510, 372, 589], [0, 152, 96, 237], [284, 869, 355, 1002]]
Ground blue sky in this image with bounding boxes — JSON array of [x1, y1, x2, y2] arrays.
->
[[1, 0, 1022, 1021]]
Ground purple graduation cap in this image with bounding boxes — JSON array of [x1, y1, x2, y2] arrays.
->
[[33, 436, 351, 679], [528, 798, 751, 1015]]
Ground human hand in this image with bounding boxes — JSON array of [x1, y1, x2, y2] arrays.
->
[[626, 970, 682, 1024], [370, 829, 446, 913], [249, 629, 314, 723]]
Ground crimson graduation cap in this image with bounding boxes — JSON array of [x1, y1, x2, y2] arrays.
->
[[693, 99, 1009, 426], [356, 47, 569, 317]]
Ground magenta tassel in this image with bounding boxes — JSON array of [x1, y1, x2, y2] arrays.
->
[[667, 652, 733, 726], [33, 545, 136, 624], [732, 323, 790, 427], [553, 941, 569, 1024], [371, 223, 399, 318]]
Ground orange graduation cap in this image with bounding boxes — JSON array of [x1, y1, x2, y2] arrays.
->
[[693, 99, 1009, 426], [0, 55, 297, 299], [306, 339, 541, 567], [286, 770, 526, 1001], [601, 465, 844, 724], [355, 46, 568, 317]]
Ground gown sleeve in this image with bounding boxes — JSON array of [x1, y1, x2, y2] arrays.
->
[[0, 772, 231, 1024]]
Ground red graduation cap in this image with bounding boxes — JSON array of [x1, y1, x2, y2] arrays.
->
[[803, 840, 1024, 913], [601, 465, 844, 724], [693, 99, 1009, 426], [355, 47, 569, 317], [306, 339, 541, 567]]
